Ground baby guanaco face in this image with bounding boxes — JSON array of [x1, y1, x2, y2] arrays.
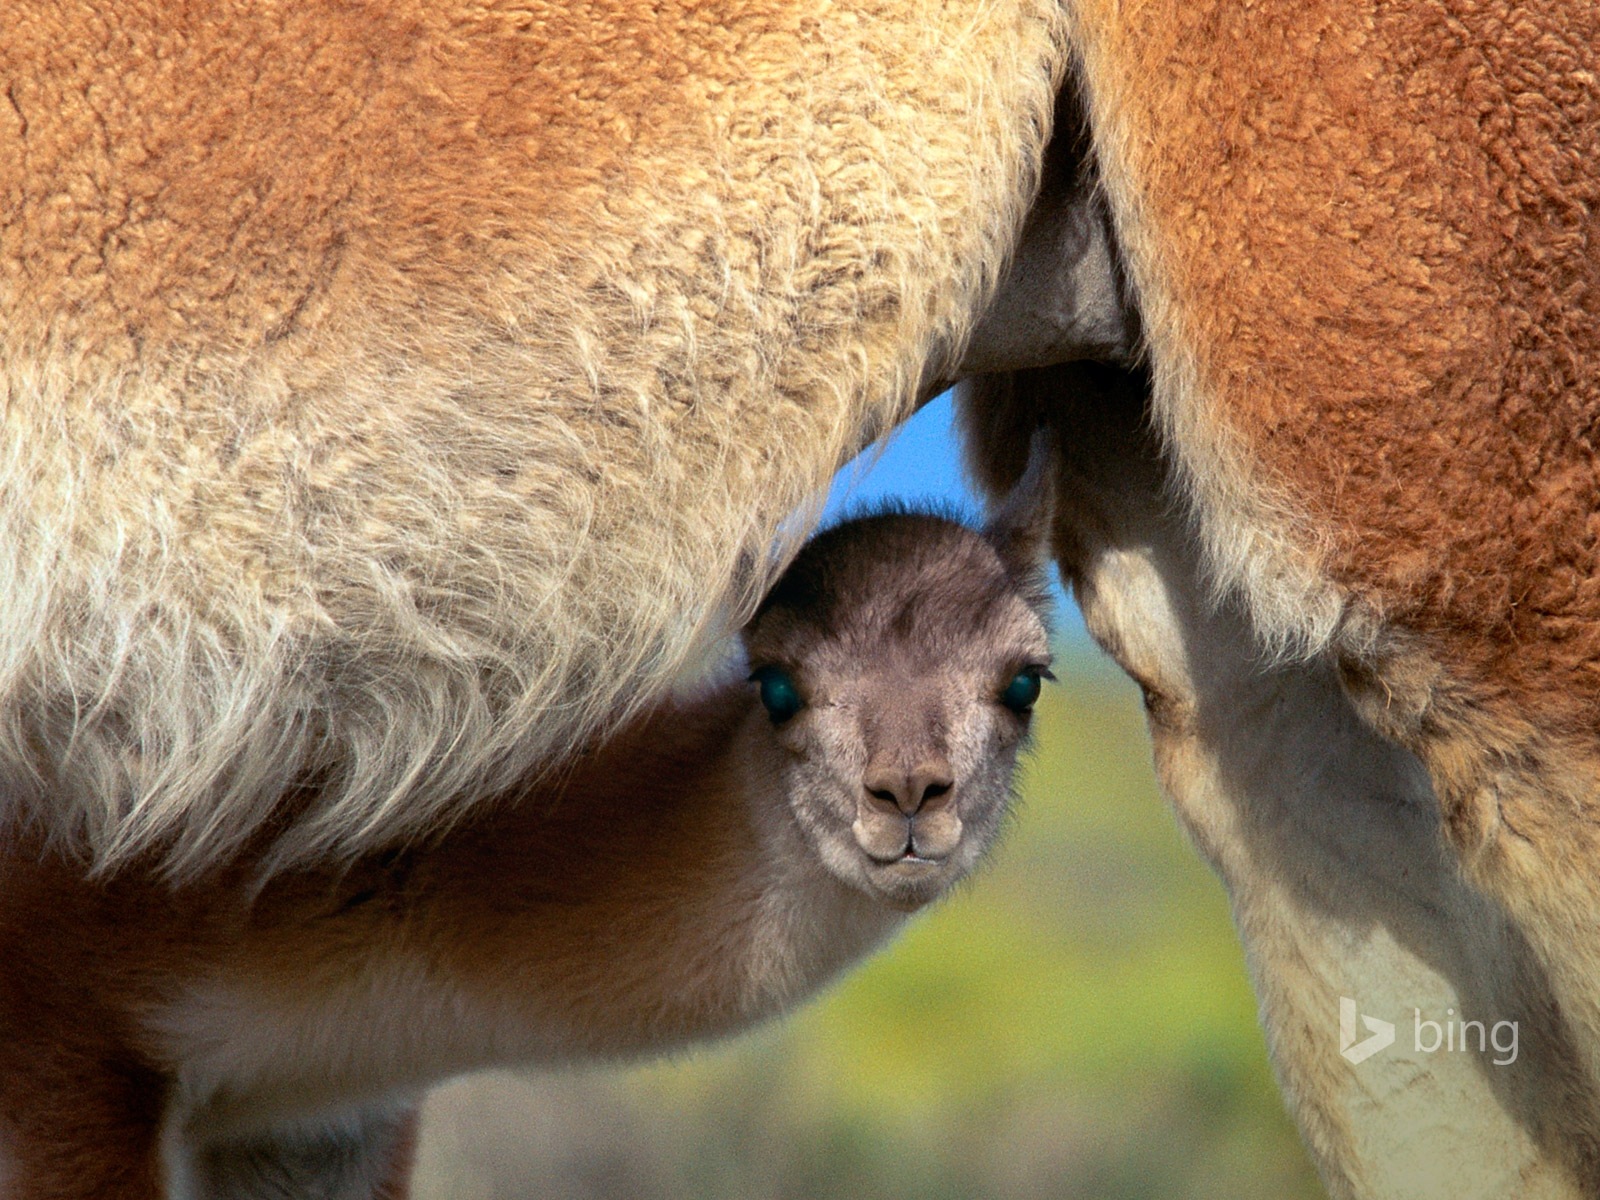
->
[[742, 511, 1052, 911]]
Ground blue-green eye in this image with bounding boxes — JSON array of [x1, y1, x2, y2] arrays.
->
[[1000, 667, 1045, 713], [750, 666, 804, 723]]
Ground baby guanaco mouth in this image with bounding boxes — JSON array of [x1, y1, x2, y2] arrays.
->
[[864, 844, 948, 867]]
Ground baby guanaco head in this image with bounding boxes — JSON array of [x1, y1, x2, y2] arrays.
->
[[741, 465, 1054, 912]]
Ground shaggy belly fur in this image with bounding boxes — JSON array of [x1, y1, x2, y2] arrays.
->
[[0, 0, 1064, 874]]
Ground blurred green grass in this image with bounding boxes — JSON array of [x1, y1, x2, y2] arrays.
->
[[413, 649, 1326, 1199]]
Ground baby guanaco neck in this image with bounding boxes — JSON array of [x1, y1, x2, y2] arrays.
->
[[238, 686, 902, 1065]]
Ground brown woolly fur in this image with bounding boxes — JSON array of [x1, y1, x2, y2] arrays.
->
[[1067, 0, 1600, 694], [0, 506, 1051, 1200], [0, 1, 1065, 877]]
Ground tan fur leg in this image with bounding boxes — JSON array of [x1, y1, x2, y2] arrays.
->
[[960, 365, 1600, 1198], [1338, 642, 1600, 1186], [1056, 4, 1600, 1173]]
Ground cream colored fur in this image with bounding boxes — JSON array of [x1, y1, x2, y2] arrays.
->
[[0, 2, 1065, 877], [959, 367, 1600, 1196], [1069, 481, 1585, 1198]]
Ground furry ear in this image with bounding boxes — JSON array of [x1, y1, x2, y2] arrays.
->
[[982, 428, 1056, 577]]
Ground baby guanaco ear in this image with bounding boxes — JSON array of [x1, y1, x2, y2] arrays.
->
[[981, 429, 1057, 578]]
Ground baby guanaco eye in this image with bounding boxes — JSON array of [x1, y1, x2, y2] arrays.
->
[[1000, 666, 1050, 713], [750, 666, 804, 723]]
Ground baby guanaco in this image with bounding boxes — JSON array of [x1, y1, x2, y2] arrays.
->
[[0, 476, 1054, 1200]]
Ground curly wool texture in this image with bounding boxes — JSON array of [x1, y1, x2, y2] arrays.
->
[[0, 1, 1066, 875], [1070, 0, 1600, 722]]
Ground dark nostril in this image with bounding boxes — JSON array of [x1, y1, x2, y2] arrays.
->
[[863, 764, 954, 816], [909, 771, 954, 814]]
